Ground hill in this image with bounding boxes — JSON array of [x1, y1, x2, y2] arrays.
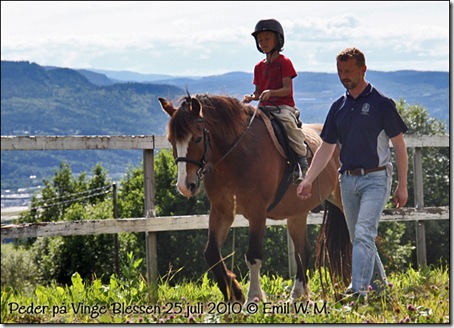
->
[[0, 60, 449, 189], [96, 69, 449, 125], [1, 61, 183, 189]]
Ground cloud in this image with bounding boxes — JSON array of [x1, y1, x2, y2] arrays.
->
[[1, 1, 448, 75], [288, 15, 361, 41]]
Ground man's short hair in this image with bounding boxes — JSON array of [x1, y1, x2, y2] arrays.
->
[[336, 47, 366, 67]]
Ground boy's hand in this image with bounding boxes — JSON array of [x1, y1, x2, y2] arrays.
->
[[259, 90, 271, 101], [243, 94, 254, 103]]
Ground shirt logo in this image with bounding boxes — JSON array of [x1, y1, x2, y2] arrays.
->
[[361, 103, 370, 116]]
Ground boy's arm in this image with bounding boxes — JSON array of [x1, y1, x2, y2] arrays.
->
[[243, 86, 260, 103]]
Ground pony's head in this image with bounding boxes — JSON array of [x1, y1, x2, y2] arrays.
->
[[159, 94, 254, 198], [159, 95, 206, 197]]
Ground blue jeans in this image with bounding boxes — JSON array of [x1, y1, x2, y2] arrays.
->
[[340, 170, 392, 295]]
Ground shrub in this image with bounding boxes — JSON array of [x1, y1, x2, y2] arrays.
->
[[1, 243, 38, 295]]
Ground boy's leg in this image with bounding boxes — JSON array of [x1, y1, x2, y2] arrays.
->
[[271, 106, 308, 181], [269, 106, 306, 152]]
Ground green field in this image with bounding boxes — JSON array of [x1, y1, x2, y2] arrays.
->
[[1, 257, 449, 324]]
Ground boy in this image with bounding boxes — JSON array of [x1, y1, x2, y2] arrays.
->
[[243, 18, 308, 182]]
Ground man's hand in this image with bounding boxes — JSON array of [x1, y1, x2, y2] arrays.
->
[[394, 184, 408, 208], [296, 179, 312, 200]]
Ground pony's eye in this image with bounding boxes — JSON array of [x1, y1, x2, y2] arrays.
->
[[194, 136, 202, 144]]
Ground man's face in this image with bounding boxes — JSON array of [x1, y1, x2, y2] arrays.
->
[[337, 58, 365, 90]]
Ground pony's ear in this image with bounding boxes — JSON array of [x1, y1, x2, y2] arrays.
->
[[158, 97, 176, 117], [191, 97, 202, 116]]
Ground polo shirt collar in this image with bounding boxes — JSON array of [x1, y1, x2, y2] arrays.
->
[[345, 83, 373, 99]]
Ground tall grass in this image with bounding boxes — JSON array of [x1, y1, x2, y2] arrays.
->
[[1, 255, 449, 323]]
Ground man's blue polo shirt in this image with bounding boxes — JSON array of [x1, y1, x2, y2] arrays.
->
[[320, 83, 408, 173]]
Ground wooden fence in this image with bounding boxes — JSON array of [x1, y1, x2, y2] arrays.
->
[[1, 134, 449, 301]]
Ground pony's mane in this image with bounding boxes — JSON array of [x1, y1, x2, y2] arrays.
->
[[169, 94, 254, 143]]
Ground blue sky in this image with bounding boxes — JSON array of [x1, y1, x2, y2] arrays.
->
[[1, 1, 449, 76]]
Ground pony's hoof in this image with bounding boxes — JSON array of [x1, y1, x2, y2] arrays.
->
[[226, 292, 245, 305], [289, 280, 309, 301], [246, 290, 267, 304]]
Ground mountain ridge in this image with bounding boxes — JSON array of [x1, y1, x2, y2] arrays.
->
[[1, 60, 449, 189], [80, 66, 449, 125]]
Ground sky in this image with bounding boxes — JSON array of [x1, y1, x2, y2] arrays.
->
[[1, 1, 450, 77]]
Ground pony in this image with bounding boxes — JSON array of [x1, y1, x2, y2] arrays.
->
[[159, 94, 351, 303]]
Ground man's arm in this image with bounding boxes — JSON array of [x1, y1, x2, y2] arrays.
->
[[391, 133, 408, 208], [297, 141, 336, 200]]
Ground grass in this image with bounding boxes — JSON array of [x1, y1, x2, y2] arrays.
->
[[1, 262, 450, 324]]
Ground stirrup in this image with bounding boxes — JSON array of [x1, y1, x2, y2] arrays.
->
[[298, 155, 309, 175], [291, 165, 305, 185]]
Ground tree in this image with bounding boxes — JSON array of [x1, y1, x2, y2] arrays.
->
[[391, 99, 449, 267], [18, 162, 111, 224], [16, 162, 117, 284], [394, 99, 449, 207]]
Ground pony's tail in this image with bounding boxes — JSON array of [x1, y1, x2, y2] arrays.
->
[[315, 201, 352, 298]]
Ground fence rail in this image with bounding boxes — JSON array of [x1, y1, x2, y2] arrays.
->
[[1, 206, 448, 241], [1, 134, 449, 151], [1, 135, 168, 150]]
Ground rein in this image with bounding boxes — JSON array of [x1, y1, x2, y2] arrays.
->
[[176, 106, 258, 179]]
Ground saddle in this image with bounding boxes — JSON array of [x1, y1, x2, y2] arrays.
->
[[257, 107, 311, 212]]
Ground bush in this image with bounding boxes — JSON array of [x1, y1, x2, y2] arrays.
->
[[1, 243, 38, 295]]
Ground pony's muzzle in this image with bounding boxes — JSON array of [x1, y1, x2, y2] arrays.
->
[[186, 179, 200, 196], [176, 176, 200, 198]]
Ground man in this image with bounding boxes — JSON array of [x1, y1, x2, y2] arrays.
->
[[297, 47, 408, 299]]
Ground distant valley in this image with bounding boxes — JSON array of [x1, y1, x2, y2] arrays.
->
[[0, 60, 449, 191]]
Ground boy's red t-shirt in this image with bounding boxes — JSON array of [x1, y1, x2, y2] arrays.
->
[[253, 54, 297, 107]]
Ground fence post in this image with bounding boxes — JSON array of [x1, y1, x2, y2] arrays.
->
[[144, 149, 158, 302], [112, 183, 120, 276], [413, 147, 427, 268]]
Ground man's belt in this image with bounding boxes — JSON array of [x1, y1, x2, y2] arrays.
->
[[343, 166, 387, 176]]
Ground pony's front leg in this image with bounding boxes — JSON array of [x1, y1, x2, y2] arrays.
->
[[245, 258, 267, 303], [245, 218, 267, 303], [204, 208, 245, 303]]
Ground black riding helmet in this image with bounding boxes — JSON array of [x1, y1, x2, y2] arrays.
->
[[251, 19, 285, 54]]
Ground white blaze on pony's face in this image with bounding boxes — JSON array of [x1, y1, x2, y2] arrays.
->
[[175, 134, 193, 198], [158, 96, 203, 198]]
